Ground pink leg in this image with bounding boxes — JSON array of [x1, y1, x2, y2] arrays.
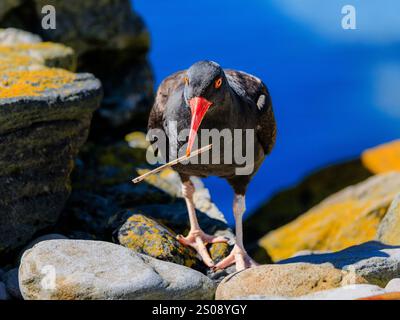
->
[[214, 194, 258, 271], [177, 180, 228, 267]]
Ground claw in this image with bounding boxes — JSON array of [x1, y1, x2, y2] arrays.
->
[[177, 230, 228, 268], [214, 244, 259, 272]]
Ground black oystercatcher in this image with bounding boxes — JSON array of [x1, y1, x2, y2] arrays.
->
[[148, 61, 276, 271]]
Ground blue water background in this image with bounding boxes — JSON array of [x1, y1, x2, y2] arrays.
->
[[134, 0, 400, 225]]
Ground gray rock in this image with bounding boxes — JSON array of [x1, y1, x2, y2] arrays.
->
[[19, 234, 68, 260], [0, 70, 102, 255], [0, 282, 11, 300], [377, 193, 400, 245], [3, 268, 22, 300], [19, 240, 215, 300], [0, 28, 42, 44], [279, 241, 400, 287]]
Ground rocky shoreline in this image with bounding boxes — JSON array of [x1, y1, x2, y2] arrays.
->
[[1, 1, 400, 301]]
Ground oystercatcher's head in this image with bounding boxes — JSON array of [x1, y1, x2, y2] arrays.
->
[[183, 61, 227, 156]]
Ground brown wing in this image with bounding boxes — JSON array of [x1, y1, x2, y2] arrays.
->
[[225, 70, 276, 155], [147, 70, 186, 131]]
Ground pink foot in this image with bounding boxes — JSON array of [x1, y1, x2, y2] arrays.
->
[[177, 229, 228, 267], [213, 244, 259, 271]]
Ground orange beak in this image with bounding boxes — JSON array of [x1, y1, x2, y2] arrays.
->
[[186, 97, 213, 156]]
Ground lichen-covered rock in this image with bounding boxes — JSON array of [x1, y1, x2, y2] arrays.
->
[[111, 210, 231, 271], [118, 202, 234, 244], [279, 241, 400, 287], [215, 263, 366, 300], [244, 159, 372, 262], [260, 173, 400, 261], [376, 193, 400, 245], [210, 242, 231, 264], [0, 42, 77, 72], [362, 140, 400, 174], [19, 240, 215, 300], [0, 28, 42, 45], [1, 1, 153, 135], [0, 46, 101, 255], [116, 214, 200, 268]]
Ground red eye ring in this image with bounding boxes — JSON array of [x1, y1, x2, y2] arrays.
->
[[215, 77, 223, 89]]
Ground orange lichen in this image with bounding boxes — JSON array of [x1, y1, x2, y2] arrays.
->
[[362, 140, 400, 174], [0, 68, 75, 99]]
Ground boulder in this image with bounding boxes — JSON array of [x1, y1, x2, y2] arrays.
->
[[377, 193, 400, 245], [19, 240, 215, 300], [0, 41, 101, 255], [215, 263, 366, 300], [260, 173, 400, 261], [279, 241, 400, 287], [115, 214, 200, 268]]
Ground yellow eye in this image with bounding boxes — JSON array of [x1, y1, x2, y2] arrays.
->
[[215, 77, 223, 89], [183, 76, 189, 85]]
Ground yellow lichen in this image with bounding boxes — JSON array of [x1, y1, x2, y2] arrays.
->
[[118, 215, 198, 268], [0, 68, 75, 99], [362, 140, 400, 174], [0, 53, 43, 72], [260, 174, 399, 261]]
